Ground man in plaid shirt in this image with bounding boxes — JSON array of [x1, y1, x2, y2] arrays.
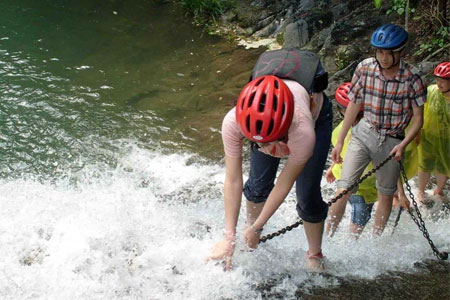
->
[[326, 24, 426, 236]]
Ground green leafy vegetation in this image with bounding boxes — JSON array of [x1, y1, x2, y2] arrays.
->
[[178, 0, 234, 23], [411, 0, 449, 58], [415, 26, 449, 56], [386, 0, 415, 15], [374, 0, 383, 9], [335, 48, 350, 71], [373, 0, 448, 60]]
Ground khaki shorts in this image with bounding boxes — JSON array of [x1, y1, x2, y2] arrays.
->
[[336, 119, 401, 196]]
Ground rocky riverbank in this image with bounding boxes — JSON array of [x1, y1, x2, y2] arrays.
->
[[213, 0, 448, 99]]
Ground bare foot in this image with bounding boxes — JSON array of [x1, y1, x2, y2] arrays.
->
[[433, 190, 444, 200], [416, 191, 425, 205], [305, 250, 325, 272]]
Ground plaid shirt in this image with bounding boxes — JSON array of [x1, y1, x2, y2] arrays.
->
[[348, 58, 426, 136]]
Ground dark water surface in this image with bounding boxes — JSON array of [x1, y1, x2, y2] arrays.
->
[[0, 1, 449, 299], [0, 0, 263, 177]]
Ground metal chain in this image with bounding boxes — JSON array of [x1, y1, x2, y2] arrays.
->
[[391, 207, 403, 235], [259, 154, 394, 243], [399, 162, 448, 260], [259, 155, 449, 261]]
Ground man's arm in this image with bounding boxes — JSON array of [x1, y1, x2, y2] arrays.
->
[[390, 105, 424, 161], [395, 177, 410, 210]]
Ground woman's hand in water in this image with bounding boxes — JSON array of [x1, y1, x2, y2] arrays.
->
[[244, 226, 261, 250], [205, 234, 235, 270]]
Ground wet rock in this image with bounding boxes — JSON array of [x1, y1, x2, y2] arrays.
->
[[299, 0, 315, 11], [283, 20, 309, 48], [330, 3, 349, 21], [326, 60, 358, 94]]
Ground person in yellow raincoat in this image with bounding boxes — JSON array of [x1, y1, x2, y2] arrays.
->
[[326, 83, 412, 237], [417, 62, 450, 202]]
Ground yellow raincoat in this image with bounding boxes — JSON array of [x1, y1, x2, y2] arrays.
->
[[331, 122, 377, 204], [418, 84, 450, 177]]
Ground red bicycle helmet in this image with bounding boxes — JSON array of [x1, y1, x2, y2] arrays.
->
[[335, 82, 363, 111], [236, 75, 294, 143], [434, 62, 450, 78], [335, 82, 351, 108]]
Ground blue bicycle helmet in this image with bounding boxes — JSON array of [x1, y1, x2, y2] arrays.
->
[[371, 24, 408, 51]]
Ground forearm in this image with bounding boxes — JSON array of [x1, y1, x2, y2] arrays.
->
[[400, 107, 423, 148], [224, 179, 243, 235], [223, 155, 243, 235]]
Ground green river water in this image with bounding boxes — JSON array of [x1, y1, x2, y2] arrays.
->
[[0, 0, 263, 176]]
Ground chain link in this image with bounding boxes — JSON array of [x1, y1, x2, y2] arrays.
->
[[399, 162, 448, 260], [260, 154, 394, 243]]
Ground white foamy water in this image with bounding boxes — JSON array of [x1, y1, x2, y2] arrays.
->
[[0, 145, 449, 300]]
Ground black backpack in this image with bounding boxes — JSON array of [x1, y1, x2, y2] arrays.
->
[[251, 48, 328, 93]]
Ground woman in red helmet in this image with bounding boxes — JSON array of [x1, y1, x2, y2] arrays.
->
[[206, 75, 329, 271], [417, 62, 450, 203]]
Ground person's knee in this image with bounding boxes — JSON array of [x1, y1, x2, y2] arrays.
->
[[296, 199, 328, 223], [336, 179, 359, 194], [376, 182, 397, 196], [243, 180, 272, 203]]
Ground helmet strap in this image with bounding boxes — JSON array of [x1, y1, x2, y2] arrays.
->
[[374, 48, 403, 70]]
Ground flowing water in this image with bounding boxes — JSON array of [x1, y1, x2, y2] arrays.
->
[[0, 1, 449, 299]]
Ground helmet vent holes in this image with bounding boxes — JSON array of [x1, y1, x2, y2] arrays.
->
[[272, 95, 278, 112], [246, 116, 251, 131], [258, 94, 266, 112], [248, 92, 255, 108], [255, 77, 264, 86], [256, 120, 263, 134], [235, 75, 294, 143], [268, 119, 274, 135]]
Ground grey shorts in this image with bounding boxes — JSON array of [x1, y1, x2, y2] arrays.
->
[[336, 119, 401, 196]]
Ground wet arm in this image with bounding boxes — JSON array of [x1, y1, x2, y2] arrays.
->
[[223, 155, 243, 236], [390, 106, 423, 160], [401, 106, 423, 148]]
